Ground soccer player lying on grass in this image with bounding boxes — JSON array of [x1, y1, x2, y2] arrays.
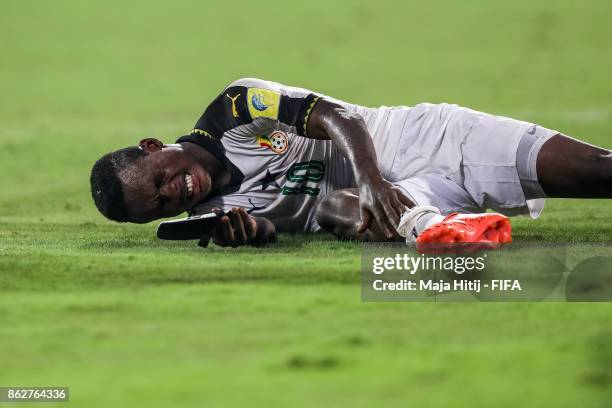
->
[[90, 78, 612, 248]]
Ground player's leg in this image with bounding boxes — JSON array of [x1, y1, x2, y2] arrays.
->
[[316, 174, 492, 242], [535, 133, 612, 198], [316, 188, 459, 242], [316, 188, 389, 241], [459, 119, 612, 220]]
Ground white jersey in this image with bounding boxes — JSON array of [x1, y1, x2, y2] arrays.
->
[[180, 78, 412, 232], [180, 78, 555, 231]]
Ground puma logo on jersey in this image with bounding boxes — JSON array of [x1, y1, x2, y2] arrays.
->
[[226, 93, 241, 118], [247, 198, 266, 214]]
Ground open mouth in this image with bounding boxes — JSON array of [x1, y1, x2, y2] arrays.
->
[[184, 173, 194, 199]]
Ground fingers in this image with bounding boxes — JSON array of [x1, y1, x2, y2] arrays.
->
[[373, 189, 401, 238], [395, 190, 415, 209], [375, 207, 397, 240], [359, 185, 411, 240], [382, 201, 400, 228], [379, 189, 416, 238], [357, 209, 372, 233], [239, 208, 257, 240], [212, 208, 256, 247], [361, 203, 396, 240], [212, 214, 233, 247], [390, 198, 406, 221], [228, 208, 247, 246], [390, 190, 409, 215], [386, 189, 414, 226], [215, 215, 235, 246]]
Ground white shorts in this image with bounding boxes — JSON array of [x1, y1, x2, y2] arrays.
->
[[387, 103, 558, 218]]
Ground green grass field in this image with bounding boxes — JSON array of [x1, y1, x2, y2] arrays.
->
[[1, 0, 611, 406]]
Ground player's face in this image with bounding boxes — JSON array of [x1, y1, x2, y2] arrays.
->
[[121, 141, 213, 223]]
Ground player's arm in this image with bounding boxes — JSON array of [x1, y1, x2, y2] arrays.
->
[[305, 99, 414, 239], [210, 208, 276, 247]]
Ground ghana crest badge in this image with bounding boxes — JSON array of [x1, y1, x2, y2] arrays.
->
[[257, 131, 289, 154], [269, 131, 289, 154]]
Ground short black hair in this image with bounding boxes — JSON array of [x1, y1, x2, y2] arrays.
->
[[90, 146, 145, 222]]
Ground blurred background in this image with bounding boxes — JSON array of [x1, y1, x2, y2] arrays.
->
[[1, 1, 611, 407], [2, 0, 611, 222]]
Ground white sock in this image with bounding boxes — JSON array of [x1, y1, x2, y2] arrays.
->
[[396, 206, 445, 243], [415, 212, 445, 234]]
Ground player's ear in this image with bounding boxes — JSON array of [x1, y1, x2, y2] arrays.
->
[[138, 138, 164, 153]]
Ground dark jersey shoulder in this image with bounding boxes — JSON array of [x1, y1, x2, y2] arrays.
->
[[177, 78, 321, 163]]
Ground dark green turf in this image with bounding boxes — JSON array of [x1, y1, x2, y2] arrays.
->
[[1, 0, 611, 406]]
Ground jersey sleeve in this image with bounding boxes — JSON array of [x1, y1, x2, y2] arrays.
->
[[177, 78, 321, 158], [222, 78, 321, 137]]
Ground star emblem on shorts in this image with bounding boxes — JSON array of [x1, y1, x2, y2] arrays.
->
[[259, 170, 280, 190]]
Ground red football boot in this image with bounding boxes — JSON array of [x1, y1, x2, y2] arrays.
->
[[416, 213, 512, 254]]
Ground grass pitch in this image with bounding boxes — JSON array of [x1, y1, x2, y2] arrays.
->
[[1, 1, 611, 406]]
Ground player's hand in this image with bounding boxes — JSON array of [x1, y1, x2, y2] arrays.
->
[[356, 175, 415, 239], [210, 207, 258, 248]]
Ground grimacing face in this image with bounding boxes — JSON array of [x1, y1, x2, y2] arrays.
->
[[120, 139, 213, 223]]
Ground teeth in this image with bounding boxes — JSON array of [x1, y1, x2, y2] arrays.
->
[[185, 174, 193, 197]]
